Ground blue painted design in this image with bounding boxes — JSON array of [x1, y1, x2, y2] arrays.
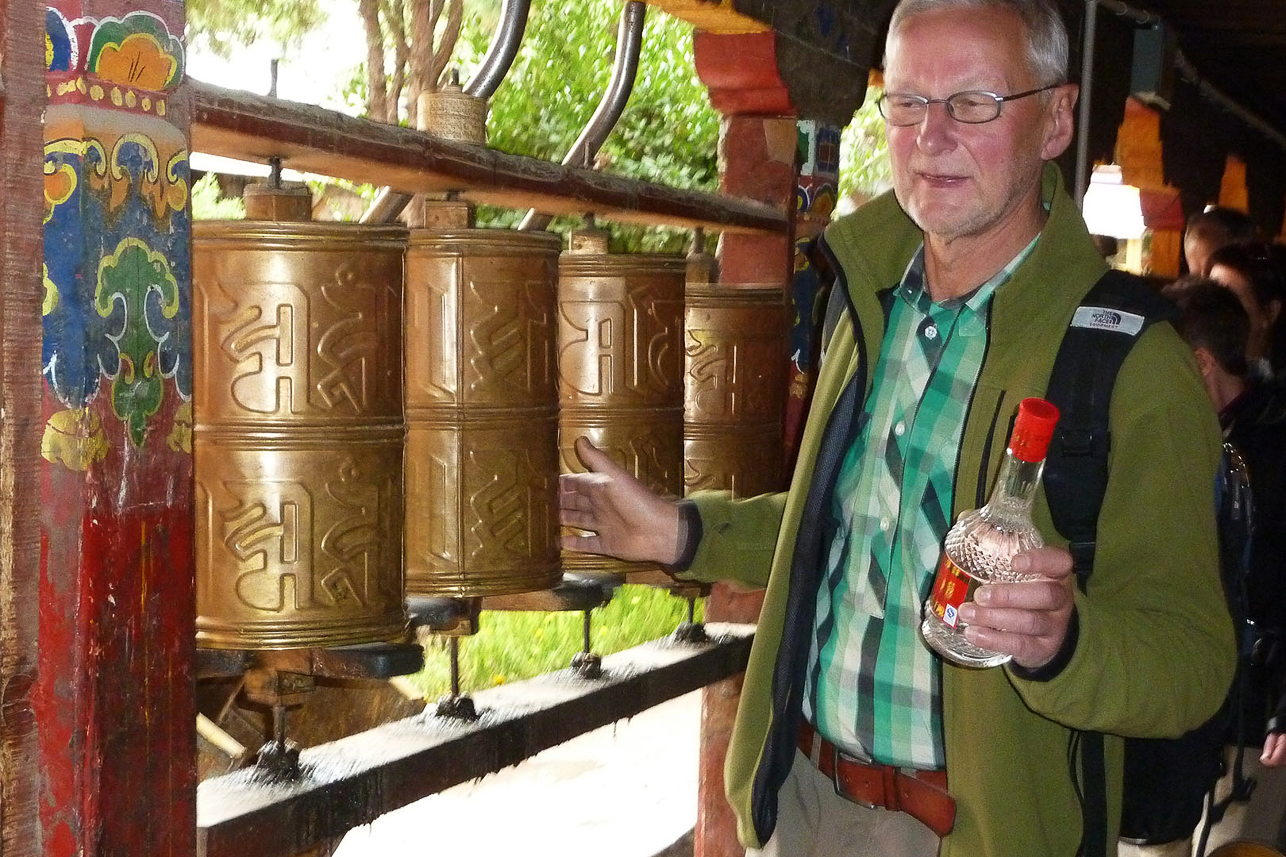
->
[[44, 136, 192, 424], [46, 8, 75, 72]]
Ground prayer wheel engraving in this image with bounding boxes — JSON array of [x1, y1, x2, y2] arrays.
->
[[684, 284, 787, 497], [558, 246, 687, 574], [193, 222, 408, 649], [404, 229, 563, 597]]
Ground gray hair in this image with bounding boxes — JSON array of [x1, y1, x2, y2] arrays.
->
[[887, 0, 1070, 87]]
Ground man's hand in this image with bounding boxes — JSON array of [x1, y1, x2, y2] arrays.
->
[[956, 546, 1077, 671], [1262, 732, 1286, 768], [559, 436, 684, 565]]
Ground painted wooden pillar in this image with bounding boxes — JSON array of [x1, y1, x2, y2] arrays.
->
[[690, 8, 873, 848], [692, 30, 794, 857], [37, 3, 194, 857], [2, 1, 57, 855]]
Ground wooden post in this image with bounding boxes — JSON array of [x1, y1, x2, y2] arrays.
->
[[37, 3, 195, 856], [1, 1, 55, 855]]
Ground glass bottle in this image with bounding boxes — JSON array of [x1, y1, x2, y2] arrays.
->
[[921, 397, 1061, 668]]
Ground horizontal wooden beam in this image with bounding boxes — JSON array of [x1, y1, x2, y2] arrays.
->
[[189, 81, 788, 235], [196, 623, 755, 857]]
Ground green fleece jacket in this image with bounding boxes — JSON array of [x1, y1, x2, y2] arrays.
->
[[683, 168, 1235, 857]]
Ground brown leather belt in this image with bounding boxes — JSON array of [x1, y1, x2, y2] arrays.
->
[[798, 721, 956, 837]]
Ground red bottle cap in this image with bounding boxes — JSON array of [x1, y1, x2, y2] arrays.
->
[[1009, 398, 1060, 462]]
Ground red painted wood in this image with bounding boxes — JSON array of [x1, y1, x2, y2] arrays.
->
[[36, 1, 195, 855], [1, 0, 56, 854], [694, 31, 793, 118], [39, 389, 196, 857]]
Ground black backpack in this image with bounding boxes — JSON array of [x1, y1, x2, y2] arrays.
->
[[1043, 270, 1252, 856]]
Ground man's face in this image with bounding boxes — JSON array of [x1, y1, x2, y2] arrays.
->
[[1209, 263, 1279, 338], [1184, 232, 1216, 277], [883, 6, 1074, 244]]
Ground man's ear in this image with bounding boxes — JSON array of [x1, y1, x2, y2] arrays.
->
[[1193, 345, 1216, 378], [1040, 83, 1079, 161]]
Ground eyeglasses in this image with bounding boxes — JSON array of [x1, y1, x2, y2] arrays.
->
[[876, 84, 1060, 126]]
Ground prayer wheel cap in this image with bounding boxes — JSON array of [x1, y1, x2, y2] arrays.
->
[[418, 77, 489, 145], [569, 227, 611, 255], [243, 181, 313, 222]]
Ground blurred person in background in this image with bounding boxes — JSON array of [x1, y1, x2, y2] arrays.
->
[[1206, 242, 1286, 384], [1170, 281, 1286, 855], [1184, 207, 1258, 277]]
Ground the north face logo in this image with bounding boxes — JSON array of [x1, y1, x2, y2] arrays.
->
[[1071, 306, 1146, 336]]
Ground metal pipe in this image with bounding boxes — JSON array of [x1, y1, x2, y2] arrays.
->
[[465, 0, 532, 99], [1092, 0, 1285, 149], [1074, 0, 1098, 208], [1174, 51, 1286, 152], [360, 187, 412, 224], [363, 0, 533, 227], [520, 0, 646, 231]]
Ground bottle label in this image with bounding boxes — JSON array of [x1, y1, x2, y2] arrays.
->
[[927, 553, 981, 629]]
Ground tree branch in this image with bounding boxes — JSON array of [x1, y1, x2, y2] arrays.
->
[[379, 0, 411, 123], [357, 0, 388, 121]]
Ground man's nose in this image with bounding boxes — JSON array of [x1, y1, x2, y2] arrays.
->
[[916, 101, 958, 154]]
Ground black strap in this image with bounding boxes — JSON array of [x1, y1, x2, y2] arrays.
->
[[1042, 269, 1176, 857], [1044, 269, 1177, 588]]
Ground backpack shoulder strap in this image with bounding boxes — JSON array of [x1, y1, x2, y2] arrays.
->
[[1043, 269, 1177, 590], [1043, 269, 1176, 857]]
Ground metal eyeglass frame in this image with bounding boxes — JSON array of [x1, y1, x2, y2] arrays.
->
[[876, 84, 1061, 125]]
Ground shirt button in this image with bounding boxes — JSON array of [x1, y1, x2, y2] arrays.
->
[[880, 517, 893, 532], [894, 421, 906, 437], [924, 324, 938, 340]]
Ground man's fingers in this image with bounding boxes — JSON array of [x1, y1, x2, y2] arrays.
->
[[962, 605, 1059, 637], [561, 532, 604, 555], [561, 508, 597, 531], [1009, 546, 1075, 580], [573, 436, 622, 477], [974, 579, 1069, 610]]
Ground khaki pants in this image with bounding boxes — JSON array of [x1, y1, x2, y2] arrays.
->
[[747, 748, 941, 857]]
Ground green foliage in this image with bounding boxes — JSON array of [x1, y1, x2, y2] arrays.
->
[[839, 88, 893, 207], [458, 0, 719, 252], [408, 585, 704, 698], [186, 0, 325, 59], [190, 173, 247, 220]]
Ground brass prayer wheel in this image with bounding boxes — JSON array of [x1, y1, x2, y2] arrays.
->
[[403, 217, 563, 598], [558, 229, 687, 574], [192, 215, 408, 650], [684, 283, 787, 497]]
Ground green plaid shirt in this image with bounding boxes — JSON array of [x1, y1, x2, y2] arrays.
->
[[803, 238, 1037, 769]]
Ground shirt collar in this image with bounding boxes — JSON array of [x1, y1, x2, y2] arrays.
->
[[895, 233, 1043, 317]]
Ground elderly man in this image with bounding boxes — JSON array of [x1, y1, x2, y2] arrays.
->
[[560, 1, 1234, 855]]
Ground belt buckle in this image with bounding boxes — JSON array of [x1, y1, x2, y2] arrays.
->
[[829, 745, 879, 810]]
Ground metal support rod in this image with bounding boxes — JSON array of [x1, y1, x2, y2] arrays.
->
[[359, 188, 411, 224], [465, 0, 532, 99], [272, 703, 286, 745], [519, 0, 646, 232], [582, 609, 593, 654], [1074, 0, 1098, 208], [449, 636, 462, 699]]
